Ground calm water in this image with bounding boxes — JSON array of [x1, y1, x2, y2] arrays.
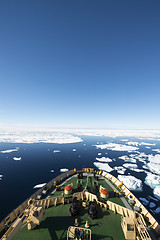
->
[[0, 136, 160, 223]]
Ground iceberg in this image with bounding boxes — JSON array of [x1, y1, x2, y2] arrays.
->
[[118, 175, 142, 191], [93, 162, 113, 172], [96, 157, 112, 162], [13, 157, 21, 161], [33, 183, 46, 189]]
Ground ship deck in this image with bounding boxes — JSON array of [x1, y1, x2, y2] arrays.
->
[[12, 173, 126, 240]]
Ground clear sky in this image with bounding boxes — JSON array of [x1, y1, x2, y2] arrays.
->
[[0, 0, 160, 129]]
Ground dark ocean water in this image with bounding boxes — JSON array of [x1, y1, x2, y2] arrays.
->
[[0, 136, 160, 223]]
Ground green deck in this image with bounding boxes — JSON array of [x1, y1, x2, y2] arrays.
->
[[12, 174, 126, 240]]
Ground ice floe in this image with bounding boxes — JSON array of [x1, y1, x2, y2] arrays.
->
[[50, 170, 54, 173], [13, 157, 21, 161], [53, 150, 60, 153], [118, 175, 142, 191], [33, 183, 46, 188], [153, 186, 160, 200], [155, 207, 160, 214], [93, 162, 113, 172], [145, 172, 160, 189], [119, 155, 136, 163], [148, 196, 159, 202], [0, 128, 83, 144], [152, 149, 160, 153], [96, 157, 112, 162], [97, 153, 102, 155], [139, 198, 149, 206], [1, 148, 18, 153], [60, 168, 69, 172], [72, 149, 76, 151], [95, 143, 138, 152], [114, 166, 126, 174], [0, 174, 3, 180], [123, 163, 138, 169], [149, 202, 156, 208]]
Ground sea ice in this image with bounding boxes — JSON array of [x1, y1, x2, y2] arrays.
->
[[0, 128, 83, 144], [153, 186, 160, 200], [96, 157, 112, 162], [60, 168, 69, 172], [50, 170, 54, 173], [95, 143, 138, 152], [148, 162, 160, 175], [149, 202, 156, 208], [33, 183, 46, 188], [93, 162, 113, 172], [127, 142, 139, 146], [1, 148, 18, 153], [155, 207, 160, 214], [98, 153, 102, 155], [72, 149, 76, 151], [123, 163, 138, 169], [148, 196, 159, 202], [145, 172, 160, 189], [53, 150, 60, 153], [139, 198, 149, 206], [152, 149, 160, 153], [13, 157, 21, 161], [118, 175, 142, 191], [114, 166, 126, 174], [119, 155, 136, 163], [0, 174, 3, 180]]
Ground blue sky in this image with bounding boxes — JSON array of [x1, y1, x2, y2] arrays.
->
[[0, 0, 160, 129]]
